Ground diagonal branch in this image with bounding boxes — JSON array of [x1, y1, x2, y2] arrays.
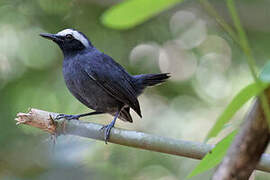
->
[[212, 96, 270, 179], [15, 108, 270, 173]]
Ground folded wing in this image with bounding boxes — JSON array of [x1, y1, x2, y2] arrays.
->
[[81, 52, 142, 117]]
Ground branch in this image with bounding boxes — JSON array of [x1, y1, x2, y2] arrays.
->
[[212, 96, 270, 179], [15, 108, 270, 173]]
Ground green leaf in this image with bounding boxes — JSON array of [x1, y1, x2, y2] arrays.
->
[[101, 0, 183, 30], [187, 130, 237, 178], [226, 0, 270, 128], [205, 82, 269, 141], [260, 61, 270, 82]]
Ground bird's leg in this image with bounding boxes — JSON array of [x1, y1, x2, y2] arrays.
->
[[101, 110, 121, 144], [55, 111, 104, 120]]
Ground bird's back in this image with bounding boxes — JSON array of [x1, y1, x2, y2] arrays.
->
[[82, 50, 142, 115]]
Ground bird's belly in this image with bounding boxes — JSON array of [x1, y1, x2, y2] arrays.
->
[[66, 77, 121, 113]]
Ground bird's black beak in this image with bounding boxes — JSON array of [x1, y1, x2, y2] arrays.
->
[[40, 33, 62, 42]]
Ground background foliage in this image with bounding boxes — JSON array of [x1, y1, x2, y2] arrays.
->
[[1, 0, 270, 179]]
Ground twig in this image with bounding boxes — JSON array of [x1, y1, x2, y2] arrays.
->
[[15, 108, 270, 173]]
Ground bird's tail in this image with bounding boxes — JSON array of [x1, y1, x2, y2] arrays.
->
[[133, 73, 170, 95]]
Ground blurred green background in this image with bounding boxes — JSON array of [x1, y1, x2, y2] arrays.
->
[[0, 0, 270, 179]]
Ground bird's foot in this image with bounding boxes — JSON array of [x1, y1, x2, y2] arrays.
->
[[100, 123, 114, 144], [55, 114, 80, 120]]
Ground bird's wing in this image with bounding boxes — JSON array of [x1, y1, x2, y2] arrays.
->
[[81, 52, 142, 117]]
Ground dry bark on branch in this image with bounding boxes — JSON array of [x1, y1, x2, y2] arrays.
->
[[212, 95, 270, 180]]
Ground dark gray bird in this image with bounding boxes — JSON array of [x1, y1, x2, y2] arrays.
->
[[40, 29, 170, 143]]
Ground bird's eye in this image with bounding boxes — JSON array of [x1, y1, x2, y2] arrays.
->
[[66, 34, 73, 39]]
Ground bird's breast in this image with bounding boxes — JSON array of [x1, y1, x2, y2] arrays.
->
[[62, 59, 121, 112]]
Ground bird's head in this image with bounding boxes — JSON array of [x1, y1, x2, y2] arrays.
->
[[40, 29, 92, 55]]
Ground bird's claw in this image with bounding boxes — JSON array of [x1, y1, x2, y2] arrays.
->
[[100, 124, 114, 144], [55, 114, 79, 120]]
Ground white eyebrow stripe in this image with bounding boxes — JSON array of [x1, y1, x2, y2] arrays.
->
[[57, 29, 89, 47]]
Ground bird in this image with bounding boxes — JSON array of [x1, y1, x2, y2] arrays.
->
[[40, 28, 170, 143]]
